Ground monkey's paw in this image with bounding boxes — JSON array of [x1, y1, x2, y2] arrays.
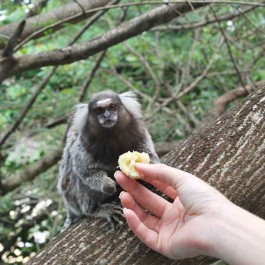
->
[[101, 176, 117, 195], [93, 203, 124, 228]]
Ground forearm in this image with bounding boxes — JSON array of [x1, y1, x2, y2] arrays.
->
[[212, 203, 265, 265]]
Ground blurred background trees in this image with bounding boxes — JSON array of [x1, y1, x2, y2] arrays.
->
[[0, 0, 265, 263]]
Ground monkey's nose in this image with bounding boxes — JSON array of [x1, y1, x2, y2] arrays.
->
[[104, 110, 111, 118]]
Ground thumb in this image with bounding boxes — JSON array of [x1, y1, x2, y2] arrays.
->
[[135, 163, 194, 190]]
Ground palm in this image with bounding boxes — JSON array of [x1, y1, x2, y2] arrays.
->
[[157, 198, 211, 259]]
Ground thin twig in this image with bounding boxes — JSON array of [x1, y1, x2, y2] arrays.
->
[[72, 0, 86, 15], [2, 20, 26, 57], [181, 28, 201, 90], [149, 37, 224, 117], [13, 1, 263, 51], [124, 43, 161, 114], [109, 68, 152, 101], [235, 5, 265, 36], [108, 68, 181, 121], [70, 0, 120, 46], [210, 6, 248, 94], [45, 117, 68, 128], [0, 67, 57, 148], [177, 100, 200, 126], [152, 5, 257, 32], [79, 51, 107, 102]]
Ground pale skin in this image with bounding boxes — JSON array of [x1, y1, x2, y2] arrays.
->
[[114, 163, 265, 265]]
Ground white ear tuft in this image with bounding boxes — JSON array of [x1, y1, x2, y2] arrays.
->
[[119, 91, 142, 119], [72, 103, 88, 132]]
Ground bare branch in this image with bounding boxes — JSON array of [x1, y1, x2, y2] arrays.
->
[[210, 6, 249, 94], [152, 5, 257, 31], [214, 80, 263, 115], [108, 69, 184, 125], [72, 0, 86, 15], [45, 117, 67, 128], [0, 67, 57, 148], [2, 20, 26, 57], [125, 43, 161, 114], [0, 2, 207, 83], [1, 149, 62, 195], [79, 50, 108, 102], [26, 0, 49, 18], [0, 0, 111, 49], [149, 37, 224, 118]]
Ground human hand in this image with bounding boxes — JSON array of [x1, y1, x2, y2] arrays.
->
[[114, 163, 233, 260]]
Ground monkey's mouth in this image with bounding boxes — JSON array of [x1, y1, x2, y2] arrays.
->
[[100, 119, 117, 128]]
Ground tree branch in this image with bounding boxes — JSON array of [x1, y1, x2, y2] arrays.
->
[[0, 149, 62, 195], [148, 37, 223, 119], [0, 2, 207, 83], [152, 5, 257, 31], [2, 20, 26, 57], [214, 80, 263, 115], [210, 6, 249, 94], [79, 50, 108, 102], [0, 66, 57, 148], [0, 0, 111, 49], [26, 0, 50, 18]]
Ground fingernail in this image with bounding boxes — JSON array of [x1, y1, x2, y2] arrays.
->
[[119, 191, 124, 198], [135, 163, 148, 169], [123, 207, 128, 214], [114, 171, 120, 179]]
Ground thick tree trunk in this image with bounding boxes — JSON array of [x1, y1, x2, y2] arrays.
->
[[27, 84, 265, 265]]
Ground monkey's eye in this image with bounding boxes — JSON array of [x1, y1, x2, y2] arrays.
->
[[109, 103, 116, 111], [94, 107, 104, 115]]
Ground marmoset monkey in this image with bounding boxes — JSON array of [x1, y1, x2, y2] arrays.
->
[[58, 90, 159, 229]]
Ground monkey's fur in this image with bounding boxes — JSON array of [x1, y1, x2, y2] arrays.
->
[[58, 90, 159, 229]]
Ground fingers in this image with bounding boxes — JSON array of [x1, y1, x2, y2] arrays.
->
[[115, 171, 170, 218], [123, 208, 160, 252], [142, 178, 177, 200], [120, 191, 161, 232], [136, 163, 193, 191]]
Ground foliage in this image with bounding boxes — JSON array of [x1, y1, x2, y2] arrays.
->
[[1, 1, 265, 264]]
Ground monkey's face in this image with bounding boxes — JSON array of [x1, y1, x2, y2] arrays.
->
[[91, 99, 118, 129]]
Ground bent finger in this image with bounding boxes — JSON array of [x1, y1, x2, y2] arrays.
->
[[123, 208, 161, 253], [120, 191, 161, 232], [115, 171, 170, 218]]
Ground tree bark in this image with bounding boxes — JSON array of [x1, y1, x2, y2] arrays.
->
[[0, 0, 110, 49], [27, 84, 265, 264], [0, 3, 206, 83]]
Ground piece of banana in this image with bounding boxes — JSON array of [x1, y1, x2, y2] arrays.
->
[[118, 151, 150, 179]]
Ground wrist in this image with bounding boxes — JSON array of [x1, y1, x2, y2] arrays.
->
[[210, 203, 265, 265]]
